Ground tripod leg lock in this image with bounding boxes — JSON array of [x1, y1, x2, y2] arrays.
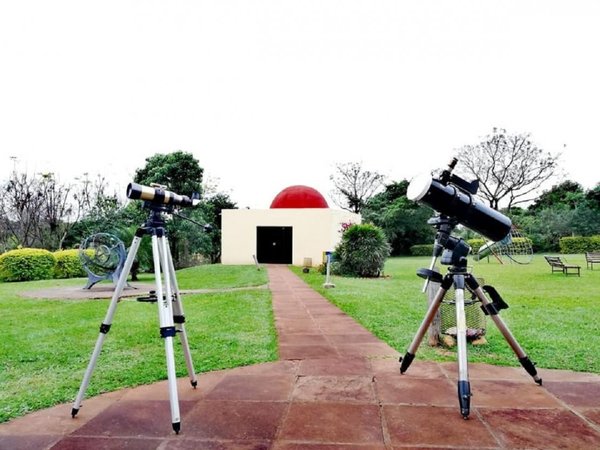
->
[[173, 315, 185, 324], [99, 323, 111, 334], [480, 285, 509, 316], [160, 326, 177, 338]]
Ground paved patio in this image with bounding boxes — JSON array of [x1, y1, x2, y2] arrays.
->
[[2, 265, 600, 449]]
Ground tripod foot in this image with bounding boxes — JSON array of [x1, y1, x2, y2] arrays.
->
[[399, 352, 415, 374], [518, 356, 543, 385], [71, 407, 79, 418], [458, 380, 471, 419], [191, 380, 198, 389], [172, 422, 181, 434]]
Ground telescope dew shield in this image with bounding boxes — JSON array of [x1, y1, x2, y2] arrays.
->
[[407, 175, 512, 242], [127, 183, 195, 207]]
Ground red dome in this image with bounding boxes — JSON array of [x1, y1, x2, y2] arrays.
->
[[270, 185, 329, 209]]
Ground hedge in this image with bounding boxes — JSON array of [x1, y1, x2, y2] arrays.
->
[[559, 235, 600, 254], [410, 244, 434, 256], [54, 249, 86, 279], [0, 248, 56, 282], [411, 239, 485, 256], [466, 238, 486, 254]]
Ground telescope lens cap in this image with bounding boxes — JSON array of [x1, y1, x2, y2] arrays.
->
[[407, 174, 432, 202]]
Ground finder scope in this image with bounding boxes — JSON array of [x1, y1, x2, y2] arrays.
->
[[126, 183, 200, 207], [407, 160, 512, 242]]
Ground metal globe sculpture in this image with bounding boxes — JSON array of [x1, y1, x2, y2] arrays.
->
[[79, 233, 127, 289]]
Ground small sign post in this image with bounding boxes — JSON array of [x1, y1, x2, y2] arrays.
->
[[323, 251, 335, 288]]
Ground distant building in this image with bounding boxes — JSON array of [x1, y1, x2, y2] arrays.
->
[[221, 185, 361, 266]]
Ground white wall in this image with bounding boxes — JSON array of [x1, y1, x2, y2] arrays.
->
[[221, 208, 361, 266]]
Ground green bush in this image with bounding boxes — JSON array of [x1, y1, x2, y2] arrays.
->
[[334, 224, 390, 277], [466, 238, 486, 254], [317, 259, 341, 275], [410, 238, 492, 256], [410, 244, 434, 256], [559, 235, 600, 254], [53, 249, 86, 279], [0, 248, 56, 282]]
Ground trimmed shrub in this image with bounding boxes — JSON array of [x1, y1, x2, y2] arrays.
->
[[411, 239, 490, 257], [466, 238, 486, 254], [335, 224, 390, 277], [54, 249, 86, 279], [317, 261, 341, 275], [410, 244, 434, 256], [0, 248, 56, 282], [559, 235, 600, 254]]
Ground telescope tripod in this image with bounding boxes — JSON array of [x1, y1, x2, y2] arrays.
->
[[71, 207, 198, 434], [399, 218, 542, 419]]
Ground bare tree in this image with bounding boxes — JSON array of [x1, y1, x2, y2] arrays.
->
[[38, 173, 75, 249], [330, 162, 385, 213], [0, 170, 116, 251], [0, 171, 45, 247], [73, 173, 116, 217], [455, 128, 560, 209]]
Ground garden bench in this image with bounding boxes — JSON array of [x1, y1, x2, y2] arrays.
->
[[585, 252, 600, 270], [544, 256, 581, 276]]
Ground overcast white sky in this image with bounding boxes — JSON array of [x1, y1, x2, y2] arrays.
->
[[1, 1, 599, 208]]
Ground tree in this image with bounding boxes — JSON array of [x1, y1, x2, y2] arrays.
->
[[0, 171, 44, 247], [362, 180, 434, 255], [38, 173, 74, 250], [585, 183, 600, 210], [329, 162, 385, 213], [508, 180, 600, 252], [455, 128, 560, 209], [178, 193, 237, 264], [134, 150, 203, 196], [529, 180, 585, 211], [132, 151, 204, 267], [62, 174, 126, 249], [0, 169, 124, 251]]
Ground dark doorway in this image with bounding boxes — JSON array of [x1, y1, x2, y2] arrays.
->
[[256, 226, 293, 264]]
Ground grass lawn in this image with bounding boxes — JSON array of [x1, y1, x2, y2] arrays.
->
[[293, 254, 600, 374], [0, 265, 276, 423]]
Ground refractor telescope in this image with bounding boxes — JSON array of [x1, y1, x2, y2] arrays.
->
[[407, 158, 512, 243], [127, 183, 200, 208]]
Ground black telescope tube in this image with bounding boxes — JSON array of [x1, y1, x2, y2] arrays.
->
[[407, 176, 512, 242], [127, 183, 194, 207]]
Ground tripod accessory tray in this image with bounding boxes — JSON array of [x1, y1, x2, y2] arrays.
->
[[427, 278, 487, 340]]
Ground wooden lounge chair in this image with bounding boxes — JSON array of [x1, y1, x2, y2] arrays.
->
[[544, 256, 580, 276], [585, 252, 600, 270]]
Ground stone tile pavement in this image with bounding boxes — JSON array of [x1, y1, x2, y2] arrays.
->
[[1, 265, 600, 449]]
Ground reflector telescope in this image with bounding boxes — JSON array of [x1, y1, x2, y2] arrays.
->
[[407, 164, 512, 242]]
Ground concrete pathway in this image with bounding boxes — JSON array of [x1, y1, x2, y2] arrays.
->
[[1, 265, 600, 449]]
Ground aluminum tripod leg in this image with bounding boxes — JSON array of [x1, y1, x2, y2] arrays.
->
[[164, 241, 198, 387], [453, 276, 471, 418], [153, 233, 181, 434], [469, 282, 542, 385], [71, 235, 143, 418], [400, 284, 449, 373]]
